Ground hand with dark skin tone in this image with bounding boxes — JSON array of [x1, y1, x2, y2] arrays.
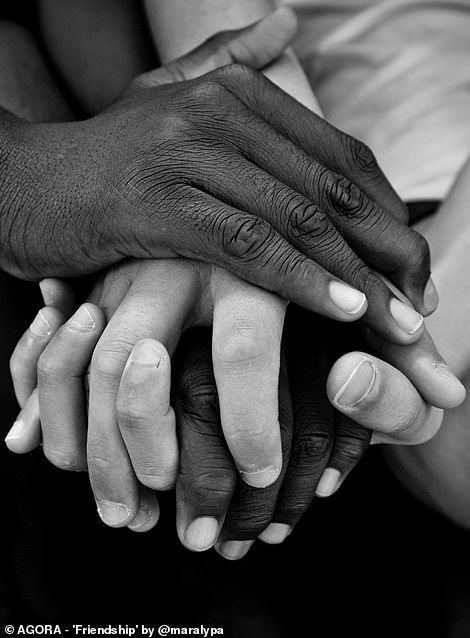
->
[[4, 9, 465, 552], [0, 7, 437, 347], [172, 309, 454, 559], [174, 317, 372, 557]]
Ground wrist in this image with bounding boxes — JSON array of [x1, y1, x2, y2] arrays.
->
[[0, 112, 40, 278], [0, 114, 110, 279]]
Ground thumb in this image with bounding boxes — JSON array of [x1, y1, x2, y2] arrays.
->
[[134, 7, 298, 89], [326, 351, 444, 445]]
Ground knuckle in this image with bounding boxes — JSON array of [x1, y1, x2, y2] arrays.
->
[[328, 175, 370, 220], [136, 464, 177, 491], [346, 136, 379, 175], [226, 506, 273, 536], [315, 166, 371, 222], [333, 439, 366, 467], [37, 351, 62, 383], [346, 263, 378, 293], [278, 497, 312, 521], [212, 62, 258, 85], [177, 369, 219, 412], [91, 342, 131, 383], [292, 432, 332, 465], [285, 196, 331, 242], [220, 214, 274, 262], [223, 423, 275, 452], [213, 325, 270, 369], [186, 77, 226, 104], [115, 401, 149, 429], [157, 112, 195, 145], [187, 469, 236, 502]]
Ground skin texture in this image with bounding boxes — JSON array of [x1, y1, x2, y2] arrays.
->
[[9, 274, 461, 555], [5, 11, 465, 558], [3, 12, 375, 541], [0, 11, 436, 351]]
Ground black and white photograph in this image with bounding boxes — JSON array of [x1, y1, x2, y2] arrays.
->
[[1, 1, 470, 636]]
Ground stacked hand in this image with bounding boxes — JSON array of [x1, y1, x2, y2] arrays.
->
[[5, 9, 465, 559], [7, 265, 462, 558], [2, 12, 433, 347]]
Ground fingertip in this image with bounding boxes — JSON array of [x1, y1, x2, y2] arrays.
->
[[127, 502, 160, 533], [389, 298, 424, 342], [269, 5, 299, 39], [258, 523, 292, 545], [239, 464, 281, 488], [39, 279, 56, 306], [67, 303, 98, 333], [128, 338, 170, 368], [329, 282, 368, 320], [422, 276, 439, 316], [327, 352, 377, 409], [97, 501, 134, 528], [429, 364, 466, 409], [77, 302, 106, 327], [387, 351, 466, 410], [39, 278, 75, 316], [243, 6, 297, 65], [29, 306, 62, 338], [5, 417, 42, 453], [184, 517, 220, 552], [215, 540, 254, 561], [5, 391, 42, 453], [315, 468, 342, 498]]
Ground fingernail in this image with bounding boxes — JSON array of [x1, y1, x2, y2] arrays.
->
[[129, 341, 164, 367], [423, 277, 439, 314], [258, 523, 292, 544], [334, 358, 376, 407], [433, 362, 466, 401], [97, 501, 132, 526], [329, 281, 367, 315], [68, 305, 95, 332], [30, 310, 51, 337], [185, 517, 219, 551], [316, 468, 342, 497], [127, 506, 158, 532], [240, 465, 280, 488], [216, 540, 254, 561], [390, 298, 423, 335], [39, 281, 55, 306], [5, 420, 26, 441]]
